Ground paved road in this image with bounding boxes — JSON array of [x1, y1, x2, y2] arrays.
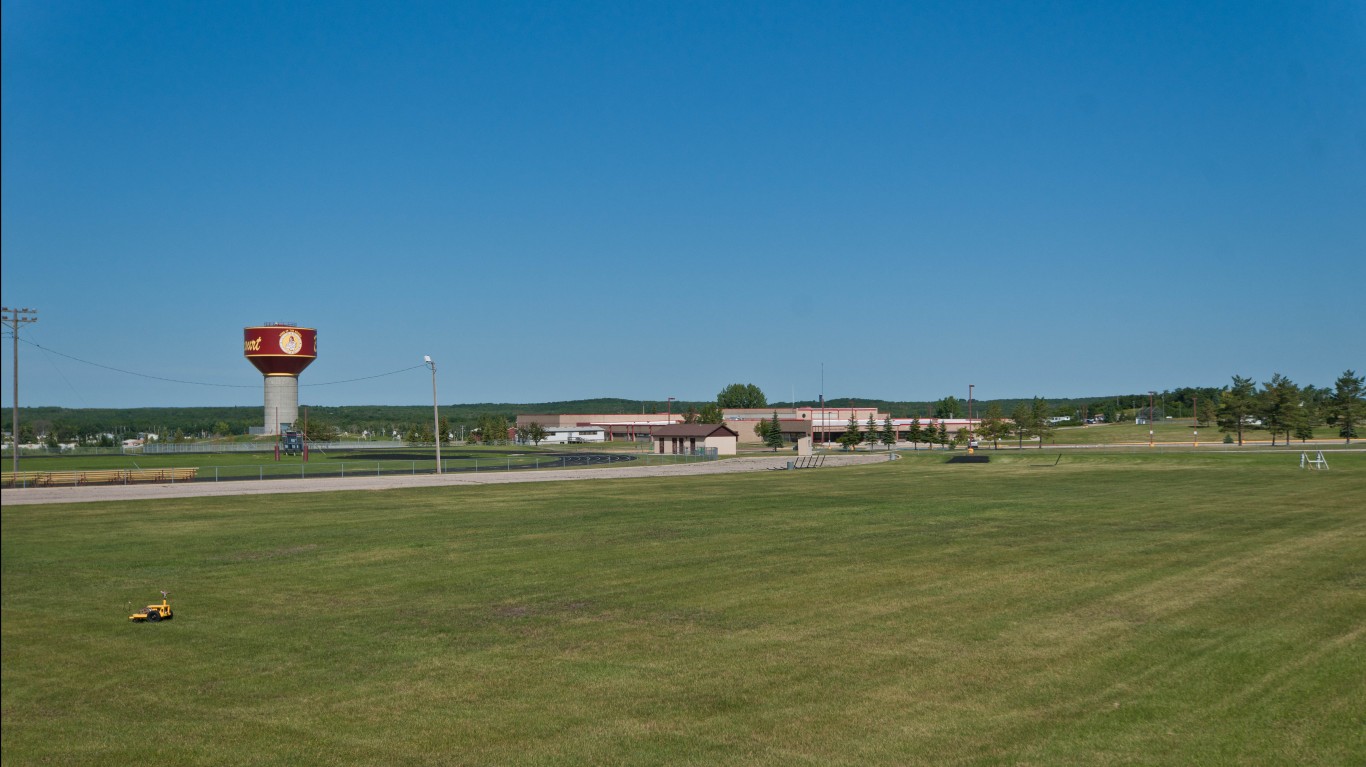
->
[[1, 454, 892, 506]]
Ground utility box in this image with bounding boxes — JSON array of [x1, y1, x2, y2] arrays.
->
[[796, 437, 813, 456]]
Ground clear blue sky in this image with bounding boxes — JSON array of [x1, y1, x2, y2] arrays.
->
[[3, 1, 1363, 408]]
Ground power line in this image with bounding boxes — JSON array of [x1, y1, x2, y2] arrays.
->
[[16, 337, 424, 389]]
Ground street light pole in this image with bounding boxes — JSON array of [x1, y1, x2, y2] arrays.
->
[[424, 356, 442, 473], [1148, 390, 1156, 448]]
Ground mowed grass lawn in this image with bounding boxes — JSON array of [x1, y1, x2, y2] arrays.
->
[[3, 452, 1363, 766]]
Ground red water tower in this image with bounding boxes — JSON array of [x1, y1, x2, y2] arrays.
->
[[244, 323, 316, 434]]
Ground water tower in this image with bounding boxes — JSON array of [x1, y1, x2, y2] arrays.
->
[[244, 323, 317, 435]]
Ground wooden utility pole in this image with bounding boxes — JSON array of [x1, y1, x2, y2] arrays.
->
[[2, 307, 39, 475]]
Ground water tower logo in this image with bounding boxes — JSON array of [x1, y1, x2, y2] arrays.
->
[[280, 330, 304, 355]]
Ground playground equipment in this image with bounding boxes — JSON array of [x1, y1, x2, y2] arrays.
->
[[1299, 452, 1329, 470]]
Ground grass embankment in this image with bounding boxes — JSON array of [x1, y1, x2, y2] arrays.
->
[[3, 452, 1363, 765]]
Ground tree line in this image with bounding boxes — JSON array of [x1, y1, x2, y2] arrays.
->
[[6, 372, 1361, 448]]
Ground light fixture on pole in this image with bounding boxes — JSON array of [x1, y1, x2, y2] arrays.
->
[[424, 356, 442, 474], [1148, 390, 1156, 448]]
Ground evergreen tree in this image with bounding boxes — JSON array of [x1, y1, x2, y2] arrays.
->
[[977, 402, 1006, 448], [880, 417, 897, 449], [764, 411, 785, 451], [1193, 394, 1214, 428], [864, 415, 879, 448], [1327, 369, 1364, 443], [1259, 374, 1299, 447], [1216, 375, 1258, 446], [936, 421, 949, 447], [838, 414, 862, 450], [908, 416, 922, 450]]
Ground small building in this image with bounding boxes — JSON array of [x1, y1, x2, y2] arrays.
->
[[524, 425, 607, 445], [652, 423, 739, 456]]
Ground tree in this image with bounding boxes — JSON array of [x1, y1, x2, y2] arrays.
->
[[977, 402, 1007, 448], [476, 414, 509, 445], [406, 423, 433, 445], [683, 406, 700, 424], [523, 421, 548, 446], [1030, 397, 1053, 448], [1216, 375, 1258, 446], [936, 421, 949, 447], [212, 421, 232, 437], [717, 383, 767, 409], [305, 418, 339, 442], [907, 416, 923, 450], [1011, 403, 1033, 448], [838, 414, 862, 450], [933, 396, 962, 418], [1259, 374, 1299, 447], [1327, 369, 1364, 443], [764, 411, 785, 451], [1192, 394, 1214, 428], [864, 415, 879, 449], [438, 416, 451, 445], [697, 403, 724, 424], [880, 417, 897, 450]]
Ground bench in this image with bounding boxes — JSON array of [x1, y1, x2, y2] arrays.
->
[[770, 456, 827, 471], [3, 468, 200, 487]]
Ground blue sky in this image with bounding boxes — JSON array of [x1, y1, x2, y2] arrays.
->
[[3, 1, 1363, 408]]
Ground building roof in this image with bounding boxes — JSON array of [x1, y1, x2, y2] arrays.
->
[[652, 424, 740, 438]]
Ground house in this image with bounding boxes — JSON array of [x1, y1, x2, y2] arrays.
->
[[651, 423, 739, 456]]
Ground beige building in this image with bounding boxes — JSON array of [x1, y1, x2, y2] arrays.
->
[[652, 423, 739, 456], [515, 413, 683, 441]]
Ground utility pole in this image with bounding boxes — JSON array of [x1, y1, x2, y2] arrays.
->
[[424, 356, 441, 473], [2, 307, 39, 475]]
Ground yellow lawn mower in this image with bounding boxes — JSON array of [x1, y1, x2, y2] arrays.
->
[[129, 591, 174, 622]]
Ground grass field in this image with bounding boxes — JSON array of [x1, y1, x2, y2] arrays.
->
[[3, 451, 1363, 765]]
